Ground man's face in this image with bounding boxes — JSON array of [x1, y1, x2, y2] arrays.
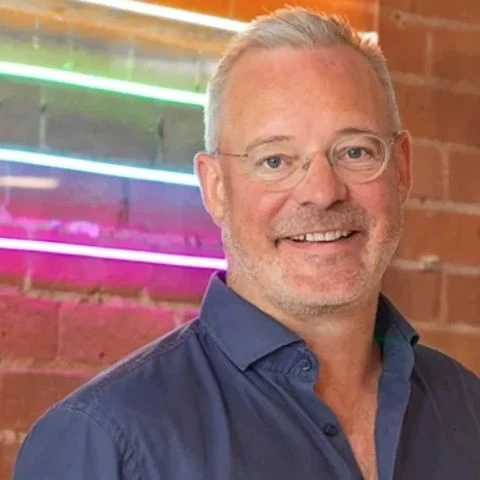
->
[[196, 46, 411, 318]]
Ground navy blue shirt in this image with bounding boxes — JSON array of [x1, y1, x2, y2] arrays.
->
[[14, 274, 480, 479]]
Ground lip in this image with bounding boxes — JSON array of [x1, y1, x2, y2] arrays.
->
[[278, 225, 364, 240], [277, 228, 361, 241], [286, 229, 357, 240], [278, 230, 363, 255]]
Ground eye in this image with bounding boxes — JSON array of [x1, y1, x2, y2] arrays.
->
[[250, 150, 300, 177], [264, 155, 284, 169], [345, 147, 370, 160]]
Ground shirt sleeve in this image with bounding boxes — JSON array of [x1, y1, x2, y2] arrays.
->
[[13, 406, 139, 480]]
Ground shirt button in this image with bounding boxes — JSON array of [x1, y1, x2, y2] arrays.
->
[[323, 424, 339, 437], [299, 358, 312, 372]]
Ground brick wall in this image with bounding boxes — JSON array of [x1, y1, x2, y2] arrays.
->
[[0, 268, 206, 479], [0, 0, 479, 478], [379, 0, 480, 374]]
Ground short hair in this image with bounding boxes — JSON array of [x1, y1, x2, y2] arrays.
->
[[203, 7, 401, 152]]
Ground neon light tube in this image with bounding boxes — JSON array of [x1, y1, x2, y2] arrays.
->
[[0, 237, 227, 269], [0, 62, 206, 107], [75, 0, 248, 33], [0, 176, 59, 190], [0, 148, 199, 187], [74, 0, 378, 42]]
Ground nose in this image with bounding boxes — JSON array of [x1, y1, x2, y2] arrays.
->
[[290, 152, 348, 207]]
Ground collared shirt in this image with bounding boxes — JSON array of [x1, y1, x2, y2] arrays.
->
[[14, 273, 480, 480]]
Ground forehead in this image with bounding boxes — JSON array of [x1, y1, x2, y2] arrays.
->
[[220, 46, 390, 148]]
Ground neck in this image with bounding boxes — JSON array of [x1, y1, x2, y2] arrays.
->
[[281, 295, 381, 392], [225, 271, 383, 395]]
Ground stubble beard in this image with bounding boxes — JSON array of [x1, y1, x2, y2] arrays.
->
[[221, 207, 403, 320]]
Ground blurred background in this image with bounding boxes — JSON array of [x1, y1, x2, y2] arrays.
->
[[0, 0, 478, 477]]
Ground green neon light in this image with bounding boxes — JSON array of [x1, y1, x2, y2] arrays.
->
[[0, 61, 206, 107]]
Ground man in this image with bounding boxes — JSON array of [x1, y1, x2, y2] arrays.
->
[[14, 7, 480, 480]]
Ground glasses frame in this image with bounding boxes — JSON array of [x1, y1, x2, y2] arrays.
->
[[214, 130, 404, 192]]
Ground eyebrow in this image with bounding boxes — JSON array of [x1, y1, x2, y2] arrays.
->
[[243, 127, 382, 153], [334, 127, 381, 137], [244, 135, 295, 153]]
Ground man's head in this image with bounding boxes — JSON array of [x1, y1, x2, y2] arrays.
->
[[195, 8, 412, 319]]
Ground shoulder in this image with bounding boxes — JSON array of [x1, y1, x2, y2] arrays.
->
[[413, 343, 480, 403], [14, 403, 140, 479], [61, 318, 206, 416], [14, 319, 210, 479]]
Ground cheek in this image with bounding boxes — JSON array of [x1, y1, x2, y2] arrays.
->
[[351, 179, 403, 230], [225, 180, 285, 239]]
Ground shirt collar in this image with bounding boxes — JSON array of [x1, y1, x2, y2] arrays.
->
[[199, 273, 419, 372], [375, 294, 419, 348], [375, 294, 419, 379], [199, 273, 300, 371]]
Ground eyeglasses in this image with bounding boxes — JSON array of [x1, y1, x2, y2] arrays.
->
[[215, 131, 402, 192]]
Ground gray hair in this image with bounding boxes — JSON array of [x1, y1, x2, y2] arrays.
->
[[204, 7, 401, 152]]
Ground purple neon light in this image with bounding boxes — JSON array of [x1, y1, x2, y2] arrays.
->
[[0, 237, 227, 270]]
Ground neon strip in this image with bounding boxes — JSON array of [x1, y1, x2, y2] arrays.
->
[[75, 0, 248, 33], [74, 0, 378, 42], [0, 175, 59, 189], [0, 237, 227, 269], [0, 62, 206, 107], [0, 148, 199, 187]]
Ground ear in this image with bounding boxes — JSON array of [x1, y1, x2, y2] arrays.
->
[[393, 131, 413, 205], [194, 151, 227, 227]]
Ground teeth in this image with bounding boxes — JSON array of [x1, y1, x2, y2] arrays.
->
[[290, 230, 352, 242]]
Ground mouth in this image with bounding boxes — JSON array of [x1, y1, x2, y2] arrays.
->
[[283, 230, 358, 244]]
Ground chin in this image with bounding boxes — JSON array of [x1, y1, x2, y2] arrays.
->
[[297, 283, 365, 307], [270, 264, 376, 309]]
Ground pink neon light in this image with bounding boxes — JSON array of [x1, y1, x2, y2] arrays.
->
[[0, 237, 227, 270]]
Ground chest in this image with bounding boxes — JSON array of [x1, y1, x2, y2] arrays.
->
[[347, 422, 378, 480], [135, 375, 480, 480], [330, 393, 379, 480]]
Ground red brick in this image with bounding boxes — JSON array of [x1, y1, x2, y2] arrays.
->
[[0, 440, 20, 480], [398, 209, 480, 266], [448, 149, 480, 204], [59, 302, 177, 364], [379, 11, 428, 75], [380, 0, 414, 10], [382, 0, 480, 25], [30, 252, 152, 297], [28, 230, 221, 297], [234, 0, 377, 29], [0, 370, 89, 431], [382, 267, 441, 322], [0, 296, 59, 360], [446, 274, 480, 326], [395, 82, 480, 148], [147, 264, 214, 302], [431, 29, 480, 84], [168, 0, 377, 28], [0, 226, 29, 287], [0, 250, 28, 288], [412, 0, 480, 25], [411, 143, 444, 199], [416, 328, 480, 377]]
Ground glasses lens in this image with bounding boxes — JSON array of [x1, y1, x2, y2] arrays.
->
[[332, 134, 388, 183], [239, 134, 391, 191], [246, 143, 303, 190]]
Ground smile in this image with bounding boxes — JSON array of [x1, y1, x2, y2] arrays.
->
[[287, 230, 355, 243]]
